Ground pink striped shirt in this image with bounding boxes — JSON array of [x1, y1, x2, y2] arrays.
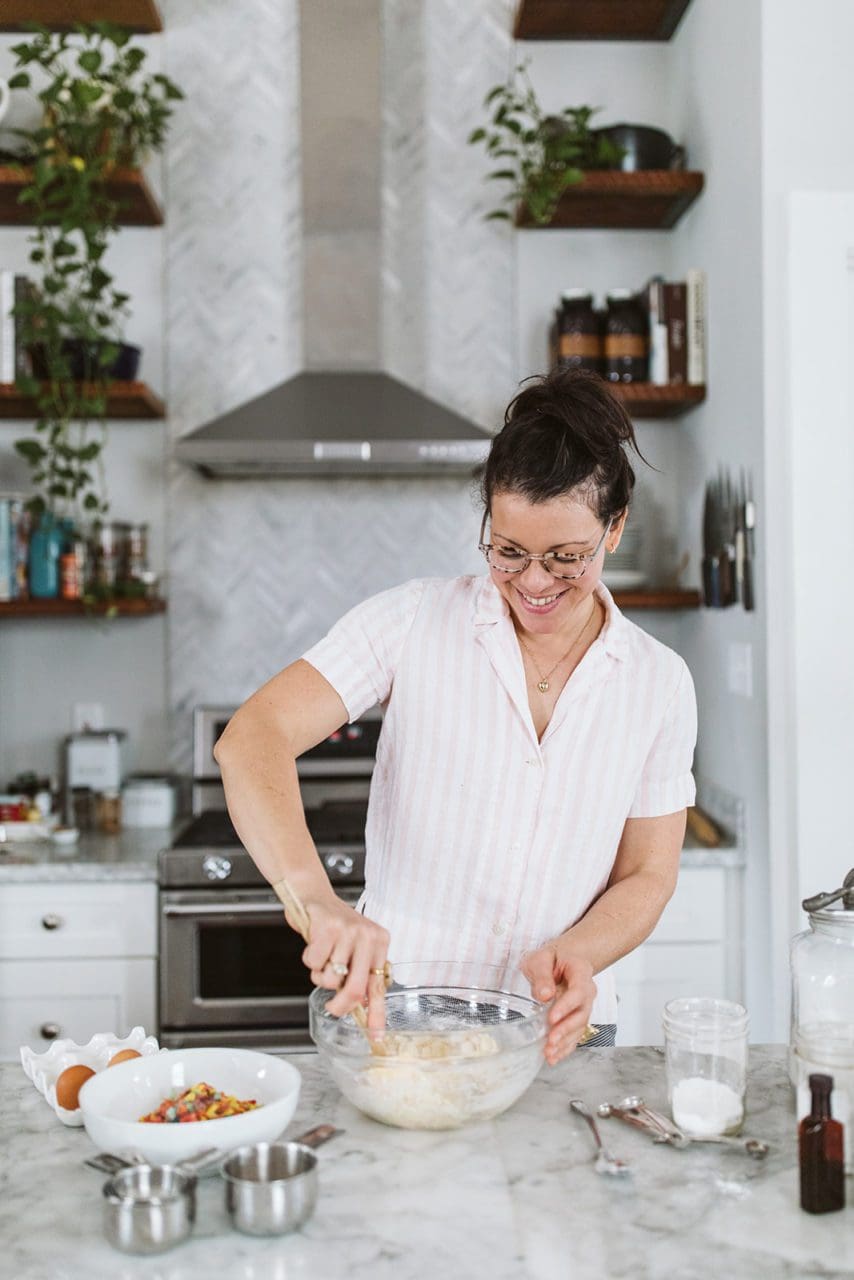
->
[[303, 575, 696, 1023]]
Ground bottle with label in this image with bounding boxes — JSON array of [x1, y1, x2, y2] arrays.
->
[[557, 290, 603, 375], [799, 1072, 845, 1213], [604, 289, 649, 383]]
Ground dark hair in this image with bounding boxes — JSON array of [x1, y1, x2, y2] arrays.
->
[[480, 368, 646, 522]]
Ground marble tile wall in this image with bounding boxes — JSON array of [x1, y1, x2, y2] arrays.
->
[[163, 0, 515, 768]]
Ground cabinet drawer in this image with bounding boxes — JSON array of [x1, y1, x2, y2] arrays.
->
[[0, 882, 157, 959], [1, 957, 156, 1062], [648, 867, 726, 943]]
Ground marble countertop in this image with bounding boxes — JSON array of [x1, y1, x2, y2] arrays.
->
[[2, 1045, 850, 1280], [0, 826, 743, 882]]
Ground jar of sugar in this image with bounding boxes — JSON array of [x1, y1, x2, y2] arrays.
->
[[662, 997, 749, 1137]]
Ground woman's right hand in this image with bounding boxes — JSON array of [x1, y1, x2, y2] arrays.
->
[[294, 895, 391, 1032]]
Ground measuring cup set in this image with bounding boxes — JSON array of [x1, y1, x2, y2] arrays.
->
[[86, 1125, 338, 1255]]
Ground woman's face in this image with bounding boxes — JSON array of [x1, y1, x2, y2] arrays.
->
[[485, 490, 624, 636]]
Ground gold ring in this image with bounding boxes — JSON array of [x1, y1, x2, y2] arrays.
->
[[330, 962, 348, 977], [370, 962, 393, 982]]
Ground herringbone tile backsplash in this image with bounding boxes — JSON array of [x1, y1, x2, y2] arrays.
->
[[163, 0, 515, 769]]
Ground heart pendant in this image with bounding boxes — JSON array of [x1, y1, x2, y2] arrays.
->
[[537, 679, 550, 693]]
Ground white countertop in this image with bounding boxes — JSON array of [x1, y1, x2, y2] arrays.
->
[[0, 825, 744, 883], [1, 1045, 850, 1280]]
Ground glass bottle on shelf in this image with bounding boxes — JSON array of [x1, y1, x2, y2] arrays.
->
[[604, 288, 649, 383], [556, 289, 603, 376]]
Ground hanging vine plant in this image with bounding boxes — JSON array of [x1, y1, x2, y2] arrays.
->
[[7, 20, 183, 520]]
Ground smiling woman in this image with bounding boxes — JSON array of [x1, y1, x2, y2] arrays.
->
[[214, 368, 697, 1070]]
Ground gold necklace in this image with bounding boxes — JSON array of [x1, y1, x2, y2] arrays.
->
[[517, 605, 596, 694]]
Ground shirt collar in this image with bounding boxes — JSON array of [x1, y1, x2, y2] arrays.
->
[[473, 574, 630, 662]]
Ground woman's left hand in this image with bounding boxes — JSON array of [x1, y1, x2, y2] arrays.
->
[[521, 943, 596, 1066]]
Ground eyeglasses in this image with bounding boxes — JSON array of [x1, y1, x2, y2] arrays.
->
[[478, 514, 612, 581]]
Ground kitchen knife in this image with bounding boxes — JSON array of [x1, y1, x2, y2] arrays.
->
[[742, 469, 755, 612], [701, 481, 720, 607]]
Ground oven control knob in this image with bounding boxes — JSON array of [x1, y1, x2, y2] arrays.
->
[[202, 855, 233, 881], [325, 852, 355, 877]]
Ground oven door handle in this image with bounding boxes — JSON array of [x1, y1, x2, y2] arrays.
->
[[162, 901, 288, 917]]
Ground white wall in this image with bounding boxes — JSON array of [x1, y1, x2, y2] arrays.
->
[[761, 0, 854, 1035]]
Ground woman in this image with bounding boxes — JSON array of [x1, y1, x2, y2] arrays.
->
[[215, 368, 697, 1064]]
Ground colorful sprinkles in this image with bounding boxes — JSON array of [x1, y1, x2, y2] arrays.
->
[[139, 1081, 259, 1123]]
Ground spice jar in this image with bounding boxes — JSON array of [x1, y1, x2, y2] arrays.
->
[[95, 789, 122, 835], [557, 289, 603, 376], [662, 996, 749, 1136], [604, 289, 649, 383]]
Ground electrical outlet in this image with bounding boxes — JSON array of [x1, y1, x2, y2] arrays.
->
[[727, 642, 753, 698], [72, 701, 104, 732]]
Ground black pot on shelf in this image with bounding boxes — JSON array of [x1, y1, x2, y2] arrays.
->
[[592, 123, 685, 171], [26, 341, 142, 382], [63, 340, 142, 382]]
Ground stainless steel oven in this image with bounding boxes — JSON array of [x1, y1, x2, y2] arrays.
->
[[158, 706, 379, 1052]]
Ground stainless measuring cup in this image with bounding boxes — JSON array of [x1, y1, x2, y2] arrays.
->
[[220, 1124, 339, 1236], [101, 1148, 221, 1254]]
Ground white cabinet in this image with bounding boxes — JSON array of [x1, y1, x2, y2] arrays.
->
[[0, 882, 157, 1062], [612, 866, 743, 1046]]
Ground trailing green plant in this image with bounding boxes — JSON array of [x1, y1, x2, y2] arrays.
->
[[467, 63, 623, 225], [6, 21, 183, 520]]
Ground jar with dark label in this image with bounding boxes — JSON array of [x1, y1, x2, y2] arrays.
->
[[604, 289, 649, 383], [557, 289, 603, 375]]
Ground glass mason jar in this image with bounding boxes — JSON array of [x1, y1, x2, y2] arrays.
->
[[662, 996, 749, 1137], [557, 289, 603, 376], [604, 288, 649, 383], [790, 872, 854, 1099]]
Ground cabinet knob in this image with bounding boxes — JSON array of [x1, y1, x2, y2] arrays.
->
[[325, 852, 355, 877], [41, 912, 64, 930], [40, 1022, 62, 1040]]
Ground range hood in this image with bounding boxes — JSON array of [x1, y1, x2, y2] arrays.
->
[[174, 2, 494, 481], [174, 371, 493, 478]]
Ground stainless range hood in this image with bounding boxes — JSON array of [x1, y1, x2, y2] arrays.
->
[[175, 1, 493, 481], [174, 371, 492, 477]]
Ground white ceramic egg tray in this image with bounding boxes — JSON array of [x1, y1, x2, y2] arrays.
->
[[20, 1026, 161, 1126]]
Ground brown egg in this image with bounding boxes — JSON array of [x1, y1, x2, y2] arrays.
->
[[55, 1063, 96, 1111], [108, 1048, 142, 1067]]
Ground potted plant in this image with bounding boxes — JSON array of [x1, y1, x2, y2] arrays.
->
[[467, 62, 623, 225], [5, 21, 182, 564]]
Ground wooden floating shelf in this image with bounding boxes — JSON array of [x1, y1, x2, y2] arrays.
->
[[516, 171, 703, 230], [514, 0, 692, 41], [608, 382, 706, 418], [0, 597, 167, 619], [0, 1, 162, 32], [612, 589, 701, 610], [0, 167, 163, 227], [0, 382, 165, 420]]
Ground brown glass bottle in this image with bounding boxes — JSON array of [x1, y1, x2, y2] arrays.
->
[[799, 1073, 845, 1213], [604, 289, 649, 383]]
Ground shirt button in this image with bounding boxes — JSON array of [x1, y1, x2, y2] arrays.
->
[[525, 758, 540, 767], [510, 843, 521, 854], [492, 922, 505, 937]]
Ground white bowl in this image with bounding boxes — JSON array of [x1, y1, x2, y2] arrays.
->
[[78, 1048, 302, 1163]]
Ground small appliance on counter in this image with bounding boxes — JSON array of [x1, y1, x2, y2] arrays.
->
[[121, 774, 177, 828], [63, 728, 126, 829]]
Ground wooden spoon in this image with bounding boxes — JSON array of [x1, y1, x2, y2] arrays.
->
[[271, 877, 389, 1054]]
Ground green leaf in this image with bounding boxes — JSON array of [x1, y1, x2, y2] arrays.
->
[[78, 50, 102, 74], [485, 210, 511, 221], [467, 127, 487, 144], [8, 71, 31, 89], [487, 169, 516, 182]]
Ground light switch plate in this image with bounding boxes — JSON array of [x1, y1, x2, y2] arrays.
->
[[727, 642, 753, 698]]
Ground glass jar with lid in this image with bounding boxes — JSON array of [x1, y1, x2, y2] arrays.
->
[[557, 289, 603, 376], [604, 288, 649, 383], [790, 869, 854, 1170]]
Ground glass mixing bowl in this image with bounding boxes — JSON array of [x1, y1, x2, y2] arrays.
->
[[309, 960, 547, 1130]]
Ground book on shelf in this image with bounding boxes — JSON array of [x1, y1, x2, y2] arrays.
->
[[644, 275, 669, 385], [663, 281, 687, 384], [686, 267, 707, 385], [0, 270, 35, 384], [0, 493, 30, 602]]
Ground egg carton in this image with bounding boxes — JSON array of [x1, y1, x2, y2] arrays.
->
[[20, 1026, 161, 1127]]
